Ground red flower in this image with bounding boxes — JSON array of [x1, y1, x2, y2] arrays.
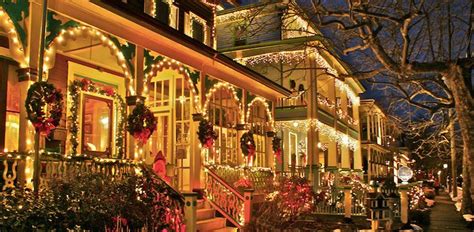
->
[[80, 79, 91, 90], [203, 138, 214, 149], [275, 148, 282, 164], [134, 128, 151, 144], [103, 87, 115, 96]]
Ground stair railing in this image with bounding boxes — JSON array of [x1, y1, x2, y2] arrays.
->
[[204, 166, 254, 228]]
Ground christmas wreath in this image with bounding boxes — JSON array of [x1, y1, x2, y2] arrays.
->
[[240, 131, 256, 157], [127, 103, 157, 144], [197, 119, 218, 149], [25, 82, 63, 136], [272, 136, 282, 164]]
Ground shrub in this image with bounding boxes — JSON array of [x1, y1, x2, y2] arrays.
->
[[0, 166, 184, 231]]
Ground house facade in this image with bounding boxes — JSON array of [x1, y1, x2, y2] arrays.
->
[[216, 0, 365, 189], [359, 99, 410, 183], [0, 0, 292, 229]]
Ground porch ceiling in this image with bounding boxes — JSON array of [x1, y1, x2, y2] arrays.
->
[[48, 0, 291, 101]]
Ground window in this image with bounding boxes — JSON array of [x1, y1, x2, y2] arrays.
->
[[192, 20, 205, 43], [347, 97, 353, 118], [248, 101, 269, 167], [234, 24, 247, 46], [4, 65, 20, 152], [208, 87, 240, 165], [156, 0, 170, 25], [349, 149, 354, 169], [82, 95, 113, 157]]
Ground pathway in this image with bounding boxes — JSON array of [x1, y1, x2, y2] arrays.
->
[[427, 191, 471, 231]]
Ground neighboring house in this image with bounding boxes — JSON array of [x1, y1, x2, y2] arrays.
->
[[359, 99, 410, 182], [216, 0, 366, 189]]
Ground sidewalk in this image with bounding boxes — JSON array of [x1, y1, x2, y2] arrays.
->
[[426, 191, 471, 231]]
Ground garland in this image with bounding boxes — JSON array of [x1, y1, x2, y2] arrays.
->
[[25, 82, 63, 136], [272, 136, 282, 164], [240, 131, 256, 157], [197, 119, 218, 149], [127, 103, 156, 145], [68, 79, 126, 158]]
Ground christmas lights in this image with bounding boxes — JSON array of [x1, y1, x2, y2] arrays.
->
[[44, 25, 136, 95], [275, 119, 358, 150], [234, 48, 361, 105], [0, 9, 27, 67], [68, 79, 126, 158], [144, 57, 201, 111], [189, 12, 208, 43], [216, 8, 257, 24], [246, 97, 274, 130], [202, 82, 243, 123]]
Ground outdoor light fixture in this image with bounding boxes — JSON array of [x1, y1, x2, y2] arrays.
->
[[443, 163, 448, 169]]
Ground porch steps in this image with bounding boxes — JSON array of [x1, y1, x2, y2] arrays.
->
[[196, 199, 237, 232]]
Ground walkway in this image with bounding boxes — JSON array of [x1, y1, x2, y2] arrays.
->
[[427, 191, 471, 231]]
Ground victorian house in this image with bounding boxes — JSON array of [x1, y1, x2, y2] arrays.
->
[[215, 0, 365, 189], [0, 0, 390, 230]]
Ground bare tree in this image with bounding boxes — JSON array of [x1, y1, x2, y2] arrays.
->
[[294, 0, 473, 196]]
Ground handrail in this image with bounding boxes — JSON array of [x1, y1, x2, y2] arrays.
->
[[204, 166, 245, 228], [205, 166, 244, 200]]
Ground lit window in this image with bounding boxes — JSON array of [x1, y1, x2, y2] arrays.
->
[[82, 95, 113, 157]]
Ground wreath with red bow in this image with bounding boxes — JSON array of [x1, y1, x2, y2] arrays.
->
[[240, 131, 256, 157], [25, 82, 63, 136], [127, 103, 157, 144], [197, 119, 218, 149], [272, 136, 282, 164]]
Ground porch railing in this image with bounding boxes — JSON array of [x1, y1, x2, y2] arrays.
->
[[207, 164, 274, 194], [314, 187, 367, 216], [204, 166, 246, 228]]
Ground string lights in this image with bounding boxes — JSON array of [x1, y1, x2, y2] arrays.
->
[[143, 57, 201, 111], [246, 97, 274, 130], [44, 25, 136, 95], [275, 119, 358, 150], [234, 48, 360, 106], [0, 9, 27, 67], [202, 82, 244, 123]]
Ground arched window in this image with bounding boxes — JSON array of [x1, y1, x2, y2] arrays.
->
[[248, 101, 270, 167], [207, 87, 240, 165]]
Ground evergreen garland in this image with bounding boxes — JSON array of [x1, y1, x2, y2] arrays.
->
[[68, 79, 126, 157], [25, 81, 63, 136]]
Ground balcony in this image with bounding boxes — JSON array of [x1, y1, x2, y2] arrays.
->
[[275, 92, 358, 128]]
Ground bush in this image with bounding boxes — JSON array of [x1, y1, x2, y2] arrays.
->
[[0, 166, 184, 231]]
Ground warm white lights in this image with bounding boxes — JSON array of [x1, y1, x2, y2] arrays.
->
[[202, 82, 243, 123], [246, 97, 274, 130], [44, 25, 135, 95], [0, 9, 27, 67], [276, 119, 358, 150], [235, 48, 360, 106]]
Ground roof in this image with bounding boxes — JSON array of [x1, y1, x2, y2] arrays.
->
[[88, 0, 291, 98]]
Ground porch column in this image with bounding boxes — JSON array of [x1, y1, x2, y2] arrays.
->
[[367, 148, 372, 182], [307, 57, 319, 189], [126, 45, 145, 161], [17, 0, 45, 154], [191, 71, 205, 190]]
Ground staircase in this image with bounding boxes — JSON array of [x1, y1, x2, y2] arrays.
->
[[196, 199, 237, 232]]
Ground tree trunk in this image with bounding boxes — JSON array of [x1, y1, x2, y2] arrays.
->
[[448, 65, 474, 214], [450, 110, 457, 198], [462, 153, 472, 214]]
